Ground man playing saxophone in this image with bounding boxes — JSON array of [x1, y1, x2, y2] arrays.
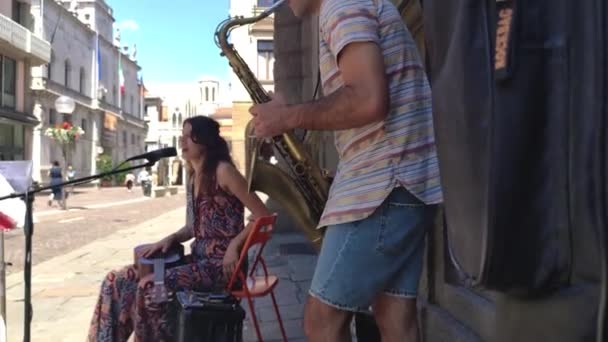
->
[[248, 0, 442, 341]]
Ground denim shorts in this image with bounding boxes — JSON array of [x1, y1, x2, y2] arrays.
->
[[309, 186, 436, 312]]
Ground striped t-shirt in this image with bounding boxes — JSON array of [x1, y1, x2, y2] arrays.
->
[[317, 0, 443, 228]]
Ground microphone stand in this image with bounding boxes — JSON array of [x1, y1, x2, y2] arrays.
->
[[0, 159, 156, 342]]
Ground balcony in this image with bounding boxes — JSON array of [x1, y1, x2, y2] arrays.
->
[[0, 12, 51, 65]]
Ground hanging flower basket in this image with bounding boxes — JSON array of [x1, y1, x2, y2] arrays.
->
[[44, 121, 85, 145], [44, 121, 85, 165]]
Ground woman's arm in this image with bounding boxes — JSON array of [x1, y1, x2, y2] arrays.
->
[[167, 225, 193, 244], [140, 184, 194, 258], [217, 161, 271, 250]]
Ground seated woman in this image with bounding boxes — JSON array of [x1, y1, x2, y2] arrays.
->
[[88, 116, 270, 342]]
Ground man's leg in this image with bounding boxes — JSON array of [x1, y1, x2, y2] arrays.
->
[[304, 296, 353, 342], [369, 187, 436, 342], [305, 219, 379, 342], [373, 294, 419, 342]]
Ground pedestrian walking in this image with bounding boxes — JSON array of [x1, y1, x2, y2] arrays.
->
[[47, 161, 66, 210], [124, 173, 135, 192], [66, 164, 76, 195]]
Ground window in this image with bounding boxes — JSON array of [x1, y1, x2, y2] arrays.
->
[[47, 51, 54, 81], [112, 86, 117, 105], [122, 131, 127, 146], [205, 87, 209, 102], [0, 123, 24, 161], [257, 0, 274, 7], [130, 95, 134, 114], [257, 40, 274, 81], [178, 113, 182, 125], [64, 59, 71, 88], [1, 57, 16, 109], [81, 118, 87, 137], [131, 133, 135, 145], [172, 136, 177, 148], [79, 67, 86, 94], [172, 113, 177, 127], [212, 88, 215, 102], [49, 109, 57, 125], [12, 0, 23, 24]]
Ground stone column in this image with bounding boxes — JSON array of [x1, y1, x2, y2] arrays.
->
[[90, 113, 98, 175], [31, 102, 44, 182]]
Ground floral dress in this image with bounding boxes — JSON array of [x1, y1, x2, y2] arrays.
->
[[87, 181, 244, 342]]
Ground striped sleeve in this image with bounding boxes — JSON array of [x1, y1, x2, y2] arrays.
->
[[320, 0, 380, 60]]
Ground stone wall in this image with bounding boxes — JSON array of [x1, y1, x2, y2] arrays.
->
[[273, 7, 338, 172], [230, 102, 252, 172]]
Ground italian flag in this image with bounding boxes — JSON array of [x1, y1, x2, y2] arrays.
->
[[119, 56, 125, 94]]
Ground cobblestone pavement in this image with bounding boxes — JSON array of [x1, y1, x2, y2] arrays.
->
[[4, 186, 185, 275]]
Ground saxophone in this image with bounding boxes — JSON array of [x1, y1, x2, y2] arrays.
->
[[214, 0, 330, 250]]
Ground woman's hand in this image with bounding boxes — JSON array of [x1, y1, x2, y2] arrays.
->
[[223, 240, 241, 281], [139, 234, 176, 259]]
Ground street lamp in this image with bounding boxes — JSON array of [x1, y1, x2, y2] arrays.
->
[[54, 95, 76, 118], [53, 95, 76, 175]]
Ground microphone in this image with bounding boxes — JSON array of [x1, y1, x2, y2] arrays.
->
[[125, 147, 177, 163]]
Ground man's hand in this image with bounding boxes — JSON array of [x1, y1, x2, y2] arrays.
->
[[248, 93, 297, 138]]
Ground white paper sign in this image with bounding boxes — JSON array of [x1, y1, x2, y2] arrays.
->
[[0, 174, 26, 229], [0, 161, 32, 229], [0, 161, 33, 193]]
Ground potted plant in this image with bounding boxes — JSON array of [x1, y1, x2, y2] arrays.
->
[[96, 154, 113, 187]]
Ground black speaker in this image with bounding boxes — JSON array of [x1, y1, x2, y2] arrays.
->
[[171, 291, 246, 342]]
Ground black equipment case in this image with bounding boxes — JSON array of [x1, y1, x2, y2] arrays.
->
[[171, 291, 246, 342]]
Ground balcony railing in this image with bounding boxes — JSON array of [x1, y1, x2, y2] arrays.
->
[[0, 12, 51, 65]]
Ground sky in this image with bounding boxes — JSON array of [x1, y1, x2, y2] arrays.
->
[[107, 0, 232, 87]]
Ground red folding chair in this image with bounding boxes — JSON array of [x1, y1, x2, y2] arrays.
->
[[226, 214, 288, 342]]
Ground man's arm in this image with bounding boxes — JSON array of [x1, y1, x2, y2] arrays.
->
[[249, 0, 387, 137], [288, 41, 389, 131]]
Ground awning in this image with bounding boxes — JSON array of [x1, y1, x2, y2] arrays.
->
[[0, 107, 40, 126]]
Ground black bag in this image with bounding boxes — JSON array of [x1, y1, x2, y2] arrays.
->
[[423, 0, 608, 300], [171, 291, 246, 342]]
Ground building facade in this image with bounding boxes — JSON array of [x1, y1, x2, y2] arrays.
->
[[0, 0, 51, 163], [29, 0, 146, 184], [227, 0, 276, 173]]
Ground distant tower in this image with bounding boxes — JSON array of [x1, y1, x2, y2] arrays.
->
[[198, 77, 220, 116]]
